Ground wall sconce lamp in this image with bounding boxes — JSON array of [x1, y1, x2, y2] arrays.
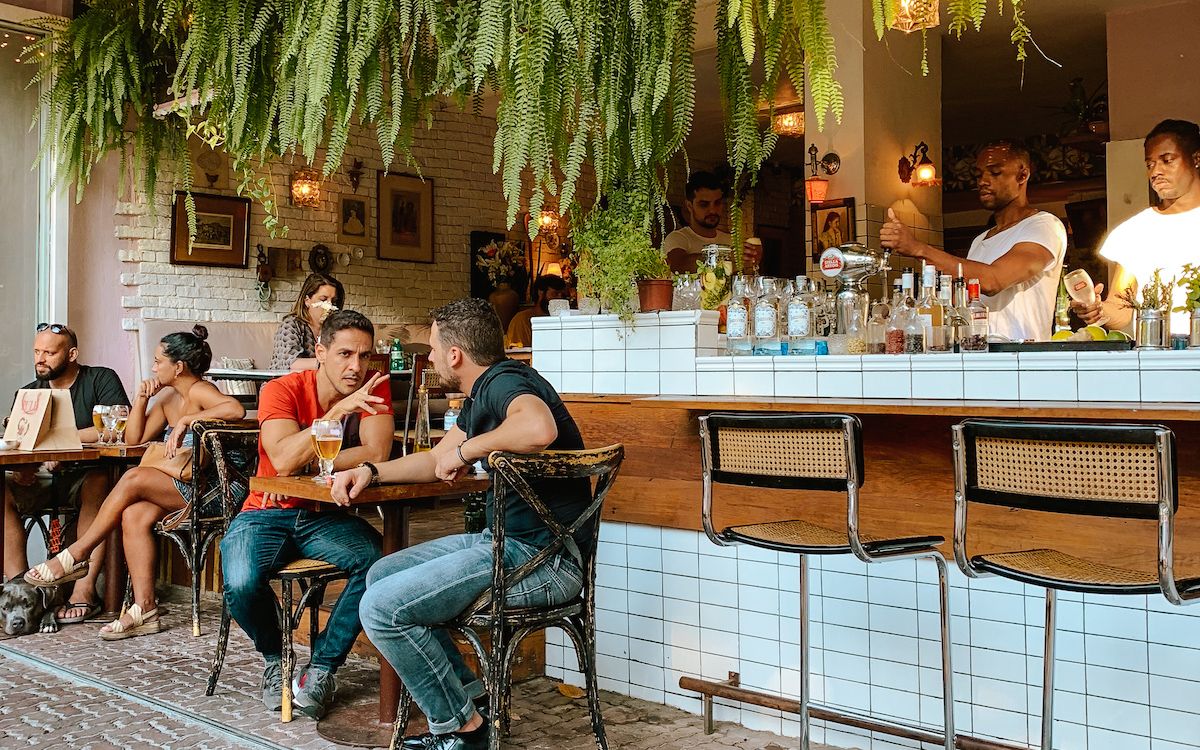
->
[[526, 206, 562, 250], [771, 107, 805, 139], [290, 167, 321, 208], [898, 142, 941, 187], [347, 159, 365, 193], [891, 0, 940, 33], [805, 144, 841, 204]]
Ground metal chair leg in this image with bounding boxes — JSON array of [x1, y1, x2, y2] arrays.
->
[[280, 579, 295, 723], [933, 555, 956, 750], [1042, 589, 1057, 750], [206, 595, 232, 695], [388, 688, 414, 750], [798, 555, 810, 750]]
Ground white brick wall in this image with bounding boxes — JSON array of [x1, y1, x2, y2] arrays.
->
[[116, 109, 514, 330]]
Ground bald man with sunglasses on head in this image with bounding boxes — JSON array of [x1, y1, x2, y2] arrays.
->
[[4, 323, 129, 625]]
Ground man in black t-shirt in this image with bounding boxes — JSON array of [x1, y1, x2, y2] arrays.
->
[[4, 324, 129, 624], [332, 298, 587, 750]]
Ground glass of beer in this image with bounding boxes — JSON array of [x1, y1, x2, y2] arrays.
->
[[92, 405, 110, 444], [110, 405, 129, 444], [311, 419, 344, 483]]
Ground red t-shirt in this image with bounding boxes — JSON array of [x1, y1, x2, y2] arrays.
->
[[243, 370, 393, 511]]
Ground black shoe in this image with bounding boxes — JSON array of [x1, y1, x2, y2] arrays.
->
[[400, 724, 487, 750]]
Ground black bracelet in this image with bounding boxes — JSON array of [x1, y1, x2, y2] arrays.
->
[[456, 442, 469, 466]]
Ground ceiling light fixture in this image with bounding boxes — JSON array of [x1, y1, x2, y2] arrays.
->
[[290, 167, 322, 208], [890, 0, 940, 33]]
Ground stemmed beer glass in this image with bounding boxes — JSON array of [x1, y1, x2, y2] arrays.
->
[[310, 419, 344, 483]]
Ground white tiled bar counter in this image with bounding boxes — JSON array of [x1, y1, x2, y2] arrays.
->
[[534, 312, 1200, 750]]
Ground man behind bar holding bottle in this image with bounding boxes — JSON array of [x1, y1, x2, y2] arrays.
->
[[662, 170, 764, 274], [880, 141, 1067, 341]]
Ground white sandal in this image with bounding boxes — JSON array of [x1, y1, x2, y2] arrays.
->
[[24, 549, 89, 588], [99, 603, 162, 641]]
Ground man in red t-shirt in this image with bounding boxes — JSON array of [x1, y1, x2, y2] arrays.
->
[[220, 310, 392, 720]]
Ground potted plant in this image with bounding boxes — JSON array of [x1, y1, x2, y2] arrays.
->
[[1175, 263, 1200, 348], [475, 239, 526, 328], [1118, 268, 1175, 349], [570, 191, 671, 322]]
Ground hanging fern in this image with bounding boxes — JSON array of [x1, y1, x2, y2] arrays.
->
[[872, 0, 1036, 75], [25, 1, 187, 203]]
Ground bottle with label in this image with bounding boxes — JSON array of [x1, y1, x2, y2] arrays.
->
[[1063, 268, 1108, 326], [752, 277, 782, 355], [413, 374, 432, 453], [885, 270, 915, 354], [928, 273, 954, 353], [725, 276, 752, 356], [787, 277, 813, 353], [916, 262, 943, 337], [1054, 271, 1072, 333], [390, 339, 404, 371], [443, 398, 463, 432], [961, 278, 990, 352]]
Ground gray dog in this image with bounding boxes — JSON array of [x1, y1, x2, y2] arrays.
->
[[0, 579, 65, 636]]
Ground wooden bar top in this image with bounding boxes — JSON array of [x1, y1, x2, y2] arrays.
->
[[251, 474, 489, 506], [596, 395, 1200, 421], [0, 447, 100, 466]]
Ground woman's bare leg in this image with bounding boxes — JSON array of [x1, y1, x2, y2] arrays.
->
[[38, 467, 178, 579], [101, 500, 179, 633]]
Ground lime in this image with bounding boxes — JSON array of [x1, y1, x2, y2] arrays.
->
[[1051, 330, 1073, 341], [1083, 325, 1107, 341], [1106, 329, 1132, 342]]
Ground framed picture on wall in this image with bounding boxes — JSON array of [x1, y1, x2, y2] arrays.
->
[[811, 197, 855, 260], [169, 191, 250, 268], [337, 194, 370, 246], [377, 172, 434, 262]]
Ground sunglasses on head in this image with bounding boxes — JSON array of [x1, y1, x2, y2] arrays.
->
[[36, 323, 69, 334]]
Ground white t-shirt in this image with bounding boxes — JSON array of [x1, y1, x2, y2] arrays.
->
[[967, 211, 1068, 342], [662, 226, 732, 259], [1098, 205, 1200, 334]]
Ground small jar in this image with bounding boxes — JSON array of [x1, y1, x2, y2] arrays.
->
[[1135, 308, 1168, 350], [1190, 309, 1200, 349], [904, 314, 926, 354]]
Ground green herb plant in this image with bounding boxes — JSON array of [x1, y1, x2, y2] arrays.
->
[[569, 191, 666, 324], [1174, 264, 1200, 314]]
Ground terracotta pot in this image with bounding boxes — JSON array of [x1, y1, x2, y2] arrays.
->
[[637, 279, 673, 313], [488, 283, 521, 332]]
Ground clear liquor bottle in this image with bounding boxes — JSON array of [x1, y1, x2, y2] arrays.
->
[[961, 278, 990, 352], [786, 277, 813, 354], [752, 277, 782, 355], [916, 262, 943, 336], [885, 270, 915, 354], [928, 273, 954, 353], [725, 276, 752, 356]]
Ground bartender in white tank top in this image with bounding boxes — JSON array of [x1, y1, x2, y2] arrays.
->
[[879, 141, 1067, 341]]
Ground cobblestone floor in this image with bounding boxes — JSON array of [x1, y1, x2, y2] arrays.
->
[[0, 590, 832, 750]]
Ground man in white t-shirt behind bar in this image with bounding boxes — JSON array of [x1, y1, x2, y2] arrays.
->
[[662, 171, 763, 274], [1073, 119, 1200, 335], [880, 141, 1068, 341]]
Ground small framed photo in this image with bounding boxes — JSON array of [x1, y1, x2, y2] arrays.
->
[[169, 191, 251, 268], [811, 197, 856, 259], [338, 194, 370, 246], [378, 172, 434, 263]]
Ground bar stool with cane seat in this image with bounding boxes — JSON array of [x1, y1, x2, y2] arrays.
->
[[206, 558, 349, 723], [389, 444, 625, 750], [698, 413, 955, 750], [952, 419, 1198, 750]]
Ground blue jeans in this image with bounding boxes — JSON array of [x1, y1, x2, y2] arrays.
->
[[359, 530, 583, 734], [220, 509, 382, 672]]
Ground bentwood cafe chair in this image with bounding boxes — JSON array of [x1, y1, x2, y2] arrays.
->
[[699, 413, 956, 750], [952, 419, 1198, 750]]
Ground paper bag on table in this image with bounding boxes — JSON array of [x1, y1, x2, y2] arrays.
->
[[3, 389, 82, 451]]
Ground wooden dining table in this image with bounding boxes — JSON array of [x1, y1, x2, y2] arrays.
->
[[248, 472, 490, 744]]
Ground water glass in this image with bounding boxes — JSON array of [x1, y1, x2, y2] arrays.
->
[[547, 298, 571, 317]]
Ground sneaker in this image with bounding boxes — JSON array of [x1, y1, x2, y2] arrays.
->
[[292, 665, 337, 720], [261, 658, 283, 712]]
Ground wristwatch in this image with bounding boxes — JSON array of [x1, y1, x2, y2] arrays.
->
[[357, 461, 380, 485]]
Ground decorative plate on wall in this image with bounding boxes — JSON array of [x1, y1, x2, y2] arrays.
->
[[309, 244, 333, 273]]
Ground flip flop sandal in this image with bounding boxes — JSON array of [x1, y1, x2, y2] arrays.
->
[[56, 601, 102, 625], [24, 549, 89, 588], [99, 603, 161, 641]]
